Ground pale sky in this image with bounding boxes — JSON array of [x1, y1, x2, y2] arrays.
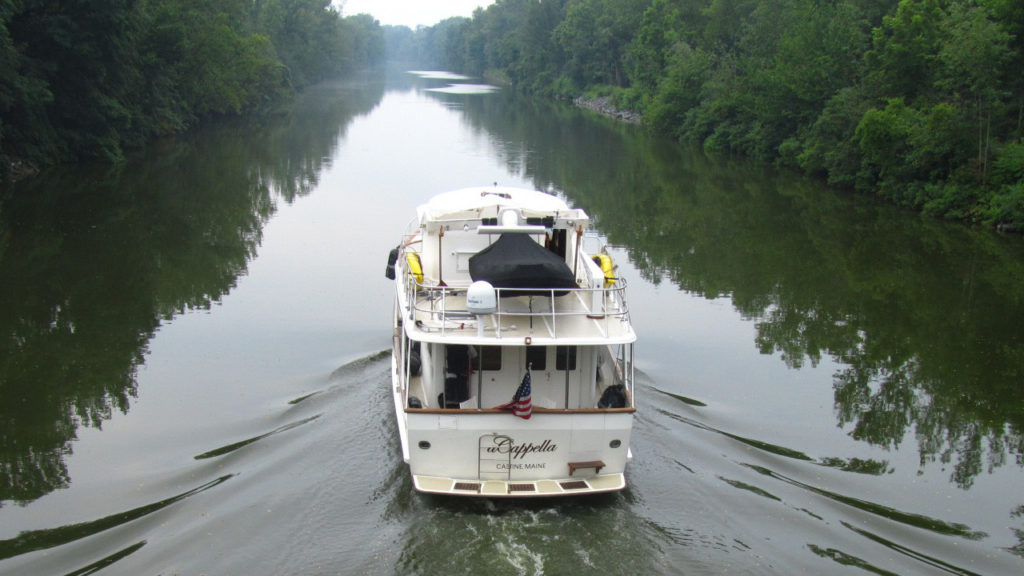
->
[[338, 0, 495, 28]]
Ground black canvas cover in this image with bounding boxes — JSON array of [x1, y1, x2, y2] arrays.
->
[[469, 234, 577, 297]]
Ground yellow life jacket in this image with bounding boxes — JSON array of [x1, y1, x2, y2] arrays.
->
[[592, 254, 615, 287], [406, 252, 424, 284]]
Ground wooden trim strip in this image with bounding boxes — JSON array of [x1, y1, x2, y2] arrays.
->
[[404, 407, 636, 415]]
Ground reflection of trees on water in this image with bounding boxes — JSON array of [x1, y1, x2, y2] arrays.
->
[[0, 81, 384, 504], [452, 91, 1024, 489], [1012, 506, 1024, 557]]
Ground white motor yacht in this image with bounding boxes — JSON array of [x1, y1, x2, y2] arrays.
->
[[386, 186, 636, 496]]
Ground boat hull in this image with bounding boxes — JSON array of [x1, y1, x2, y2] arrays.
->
[[392, 365, 633, 497]]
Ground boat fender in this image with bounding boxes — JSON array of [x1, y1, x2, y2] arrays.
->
[[409, 346, 422, 376], [592, 254, 616, 287], [406, 252, 424, 284], [598, 384, 627, 408], [408, 396, 422, 409], [385, 246, 399, 280]]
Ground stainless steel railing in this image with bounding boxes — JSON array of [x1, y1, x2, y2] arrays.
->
[[400, 262, 631, 340]]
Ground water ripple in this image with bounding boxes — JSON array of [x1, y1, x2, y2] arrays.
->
[[63, 540, 146, 576], [652, 387, 891, 474], [192, 414, 322, 460], [0, 475, 232, 561], [744, 464, 987, 540], [841, 521, 984, 576], [807, 543, 900, 576]]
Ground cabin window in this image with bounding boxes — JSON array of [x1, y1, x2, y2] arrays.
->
[[472, 346, 502, 371], [556, 346, 576, 371], [546, 228, 567, 258], [525, 346, 546, 370]]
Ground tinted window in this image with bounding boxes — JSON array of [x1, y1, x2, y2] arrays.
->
[[556, 346, 576, 371], [526, 346, 546, 370]]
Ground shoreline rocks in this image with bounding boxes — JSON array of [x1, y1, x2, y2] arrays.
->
[[573, 96, 643, 124]]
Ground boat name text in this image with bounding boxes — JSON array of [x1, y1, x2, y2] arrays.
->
[[487, 437, 558, 460]]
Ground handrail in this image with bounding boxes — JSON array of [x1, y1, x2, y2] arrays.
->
[[398, 237, 632, 339], [403, 276, 631, 339]]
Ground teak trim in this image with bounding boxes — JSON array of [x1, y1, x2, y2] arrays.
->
[[568, 460, 605, 475], [405, 407, 636, 415]]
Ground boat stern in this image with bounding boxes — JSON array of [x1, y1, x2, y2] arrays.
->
[[412, 471, 625, 497], [403, 411, 633, 498]]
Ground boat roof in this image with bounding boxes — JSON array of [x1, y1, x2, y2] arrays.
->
[[416, 187, 588, 225]]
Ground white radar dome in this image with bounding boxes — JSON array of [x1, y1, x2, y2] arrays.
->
[[466, 281, 497, 315]]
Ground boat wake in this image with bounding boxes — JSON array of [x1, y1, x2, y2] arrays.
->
[[625, 377, 1012, 575]]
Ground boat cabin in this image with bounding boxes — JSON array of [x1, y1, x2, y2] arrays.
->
[[401, 341, 632, 412]]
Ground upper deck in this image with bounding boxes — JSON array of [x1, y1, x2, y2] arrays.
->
[[399, 277, 634, 345], [394, 187, 634, 345]]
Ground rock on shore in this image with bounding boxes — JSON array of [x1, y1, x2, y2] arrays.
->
[[573, 96, 643, 124]]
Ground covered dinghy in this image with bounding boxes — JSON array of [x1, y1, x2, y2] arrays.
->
[[469, 234, 577, 297]]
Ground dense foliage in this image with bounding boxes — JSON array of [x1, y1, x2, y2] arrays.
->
[[0, 0, 384, 174], [395, 0, 1024, 228]]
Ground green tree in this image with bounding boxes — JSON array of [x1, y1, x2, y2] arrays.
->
[[855, 98, 922, 194], [983, 0, 1024, 140], [985, 142, 1024, 226], [137, 0, 298, 129], [934, 1, 1012, 183], [702, 0, 757, 51], [855, 97, 973, 212], [0, 3, 53, 170], [626, 0, 698, 105], [2, 0, 142, 163], [339, 14, 385, 72], [772, 2, 869, 130], [644, 42, 713, 138], [864, 0, 946, 103], [255, 0, 344, 88], [794, 87, 872, 186], [510, 0, 568, 92], [0, 0, 381, 174], [555, 0, 650, 90]]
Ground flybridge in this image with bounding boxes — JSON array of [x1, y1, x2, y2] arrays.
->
[[415, 188, 588, 229], [399, 226, 631, 343]]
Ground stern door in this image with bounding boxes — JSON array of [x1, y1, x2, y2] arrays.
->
[[478, 434, 512, 481]]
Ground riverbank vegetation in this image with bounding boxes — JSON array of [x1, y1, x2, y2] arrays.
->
[[390, 0, 1024, 229], [0, 0, 384, 179]]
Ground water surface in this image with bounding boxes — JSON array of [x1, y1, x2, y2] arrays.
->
[[2, 72, 1023, 575]]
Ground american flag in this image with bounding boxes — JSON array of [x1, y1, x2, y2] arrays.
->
[[502, 369, 532, 419]]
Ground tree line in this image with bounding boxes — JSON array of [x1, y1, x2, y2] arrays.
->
[[0, 0, 384, 178], [390, 0, 1024, 229]]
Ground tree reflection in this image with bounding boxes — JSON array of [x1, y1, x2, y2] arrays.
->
[[1011, 505, 1024, 558], [0, 81, 384, 504], [452, 92, 1024, 488]]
